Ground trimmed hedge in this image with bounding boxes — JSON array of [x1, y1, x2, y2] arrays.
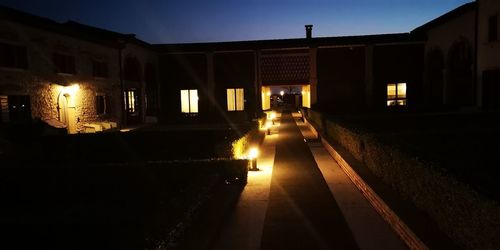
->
[[0, 159, 248, 249], [307, 109, 500, 250], [231, 125, 266, 160]]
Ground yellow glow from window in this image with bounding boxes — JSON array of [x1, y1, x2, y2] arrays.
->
[[267, 91, 271, 96], [236, 88, 244, 111], [181, 90, 189, 113], [181, 89, 198, 113], [387, 84, 396, 99], [397, 83, 407, 98], [387, 82, 407, 106], [227, 88, 244, 111], [189, 89, 198, 113], [227, 89, 236, 111]]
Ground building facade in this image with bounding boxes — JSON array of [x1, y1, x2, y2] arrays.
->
[[0, 7, 158, 133], [0, 1, 497, 133], [478, 0, 500, 110]]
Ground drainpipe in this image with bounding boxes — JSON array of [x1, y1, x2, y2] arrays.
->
[[118, 39, 126, 127], [474, 1, 479, 108]]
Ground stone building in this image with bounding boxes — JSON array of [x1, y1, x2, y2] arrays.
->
[[477, 0, 500, 110], [0, 6, 158, 133], [156, 33, 424, 125], [0, 1, 497, 132], [413, 2, 477, 109]]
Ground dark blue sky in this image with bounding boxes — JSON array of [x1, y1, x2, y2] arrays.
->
[[0, 0, 472, 44]]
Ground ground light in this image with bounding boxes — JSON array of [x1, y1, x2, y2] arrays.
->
[[248, 147, 259, 171], [270, 112, 277, 125]]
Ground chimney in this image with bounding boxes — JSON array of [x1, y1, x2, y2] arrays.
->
[[305, 25, 313, 39]]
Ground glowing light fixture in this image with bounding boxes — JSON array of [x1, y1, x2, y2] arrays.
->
[[248, 147, 259, 159], [62, 84, 80, 96], [248, 147, 259, 171], [270, 112, 277, 125], [280, 90, 284, 96]]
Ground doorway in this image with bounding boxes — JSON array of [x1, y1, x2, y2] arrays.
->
[[261, 84, 311, 111], [58, 93, 77, 134], [124, 89, 141, 125]]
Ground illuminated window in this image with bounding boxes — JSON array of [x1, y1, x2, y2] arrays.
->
[[387, 83, 407, 106], [227, 88, 244, 111], [125, 90, 137, 113], [181, 89, 198, 113]]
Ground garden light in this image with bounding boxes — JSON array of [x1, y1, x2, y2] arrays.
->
[[248, 147, 259, 171], [270, 112, 277, 125], [248, 147, 259, 159]]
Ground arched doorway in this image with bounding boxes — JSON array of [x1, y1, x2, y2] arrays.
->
[[58, 92, 77, 134], [123, 56, 142, 125]]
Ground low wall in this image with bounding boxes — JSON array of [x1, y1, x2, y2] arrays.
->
[[307, 109, 500, 250]]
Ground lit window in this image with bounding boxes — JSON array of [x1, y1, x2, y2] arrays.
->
[[227, 88, 244, 111], [181, 89, 198, 113], [125, 90, 137, 113], [387, 83, 407, 106]]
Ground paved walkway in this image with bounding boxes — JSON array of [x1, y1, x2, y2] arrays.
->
[[212, 112, 406, 250], [260, 113, 358, 250]]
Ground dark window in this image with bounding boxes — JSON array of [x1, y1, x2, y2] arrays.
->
[[95, 95, 111, 115], [489, 15, 498, 42], [92, 60, 108, 78], [53, 53, 76, 74], [0, 43, 28, 69], [124, 57, 141, 81], [7, 95, 31, 122]]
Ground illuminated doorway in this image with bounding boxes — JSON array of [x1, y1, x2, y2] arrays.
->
[[58, 93, 77, 134], [124, 89, 140, 124], [261, 84, 310, 110]]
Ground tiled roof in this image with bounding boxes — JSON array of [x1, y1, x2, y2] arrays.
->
[[261, 53, 310, 85]]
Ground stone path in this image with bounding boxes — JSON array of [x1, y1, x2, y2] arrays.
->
[[212, 112, 406, 250]]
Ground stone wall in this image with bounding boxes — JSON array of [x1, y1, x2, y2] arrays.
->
[[0, 19, 158, 132]]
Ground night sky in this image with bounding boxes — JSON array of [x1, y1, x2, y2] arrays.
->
[[0, 0, 472, 44]]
